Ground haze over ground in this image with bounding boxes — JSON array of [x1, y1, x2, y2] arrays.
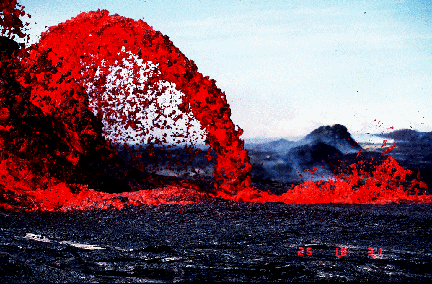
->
[[19, 0, 432, 139]]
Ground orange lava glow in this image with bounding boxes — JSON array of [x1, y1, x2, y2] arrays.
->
[[1, 5, 431, 211], [217, 155, 431, 205]]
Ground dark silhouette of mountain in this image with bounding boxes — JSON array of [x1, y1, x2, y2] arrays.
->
[[378, 129, 432, 142], [424, 132, 432, 141], [248, 141, 346, 190], [301, 124, 361, 154], [248, 125, 382, 188], [248, 125, 358, 186], [245, 124, 361, 154], [379, 129, 419, 141], [247, 124, 432, 194], [375, 129, 432, 191]]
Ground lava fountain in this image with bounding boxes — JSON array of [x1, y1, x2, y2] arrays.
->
[[0, 6, 431, 211]]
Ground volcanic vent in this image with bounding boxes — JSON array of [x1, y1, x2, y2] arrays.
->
[[1, 5, 431, 211]]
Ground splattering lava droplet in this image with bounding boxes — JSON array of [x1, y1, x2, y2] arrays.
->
[[0, 6, 431, 211]]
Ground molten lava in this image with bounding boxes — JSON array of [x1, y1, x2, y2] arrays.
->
[[218, 154, 431, 204], [0, 4, 431, 211]]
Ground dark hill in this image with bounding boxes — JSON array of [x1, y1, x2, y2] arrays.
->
[[248, 125, 363, 187], [302, 124, 361, 154], [379, 129, 432, 142], [379, 129, 419, 141]]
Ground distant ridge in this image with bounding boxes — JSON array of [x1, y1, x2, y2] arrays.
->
[[246, 124, 361, 154], [378, 129, 432, 142]]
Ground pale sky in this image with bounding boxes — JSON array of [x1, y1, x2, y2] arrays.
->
[[19, 0, 432, 139]]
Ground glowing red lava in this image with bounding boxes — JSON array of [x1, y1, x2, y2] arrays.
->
[[1, 4, 431, 211], [218, 154, 431, 204]]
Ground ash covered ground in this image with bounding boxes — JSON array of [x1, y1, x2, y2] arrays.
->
[[1, 202, 431, 282]]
